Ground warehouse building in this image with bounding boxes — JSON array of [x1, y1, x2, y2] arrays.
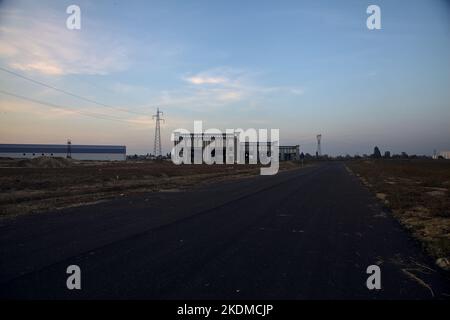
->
[[0, 144, 126, 161]]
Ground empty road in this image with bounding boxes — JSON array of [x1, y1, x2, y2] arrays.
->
[[1, 162, 449, 299]]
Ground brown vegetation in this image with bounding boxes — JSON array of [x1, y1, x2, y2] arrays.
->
[[0, 157, 304, 217], [347, 159, 450, 269]]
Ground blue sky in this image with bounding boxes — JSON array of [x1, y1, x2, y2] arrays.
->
[[0, 0, 449, 155]]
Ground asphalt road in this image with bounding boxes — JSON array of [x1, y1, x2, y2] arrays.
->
[[1, 162, 449, 299]]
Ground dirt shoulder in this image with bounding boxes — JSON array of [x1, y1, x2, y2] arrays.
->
[[0, 157, 308, 217], [347, 159, 450, 270]]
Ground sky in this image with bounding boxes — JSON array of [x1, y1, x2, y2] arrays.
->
[[0, 0, 449, 156]]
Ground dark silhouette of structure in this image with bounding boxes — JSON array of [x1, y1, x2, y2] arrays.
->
[[152, 108, 164, 158]]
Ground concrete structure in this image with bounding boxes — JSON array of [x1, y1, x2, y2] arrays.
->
[[174, 132, 276, 164], [438, 151, 450, 159], [173, 132, 299, 162], [279, 145, 300, 161], [0, 144, 126, 161], [173, 132, 236, 163]]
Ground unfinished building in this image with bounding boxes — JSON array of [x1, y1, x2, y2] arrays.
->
[[279, 145, 300, 161], [172, 132, 299, 163]]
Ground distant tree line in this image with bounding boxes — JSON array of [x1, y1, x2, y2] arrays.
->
[[369, 146, 432, 159], [301, 146, 435, 161], [127, 147, 438, 161]]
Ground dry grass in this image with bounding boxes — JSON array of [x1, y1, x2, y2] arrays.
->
[[347, 159, 450, 268], [0, 157, 305, 217]]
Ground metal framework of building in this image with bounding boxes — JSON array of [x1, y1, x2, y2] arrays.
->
[[0, 144, 126, 161], [173, 132, 299, 163], [173, 132, 236, 163]]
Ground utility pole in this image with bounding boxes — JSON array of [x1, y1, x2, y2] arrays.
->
[[152, 107, 164, 158], [316, 134, 322, 158], [66, 139, 72, 159]]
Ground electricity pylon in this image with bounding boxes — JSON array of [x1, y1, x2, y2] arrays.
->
[[152, 108, 164, 158]]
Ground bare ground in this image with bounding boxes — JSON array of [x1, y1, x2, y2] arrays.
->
[[0, 157, 305, 217], [347, 159, 450, 270]]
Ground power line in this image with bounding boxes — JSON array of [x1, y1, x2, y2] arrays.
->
[[0, 66, 148, 116], [0, 89, 139, 124]]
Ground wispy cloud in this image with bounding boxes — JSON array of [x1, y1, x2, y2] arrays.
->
[[182, 67, 245, 85], [0, 96, 155, 126], [185, 75, 228, 85], [158, 67, 305, 110], [0, 10, 130, 76]]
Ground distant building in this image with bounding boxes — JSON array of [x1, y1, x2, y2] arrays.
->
[[279, 145, 300, 161], [438, 151, 450, 159], [173, 132, 299, 162], [173, 132, 236, 163], [0, 144, 126, 161]]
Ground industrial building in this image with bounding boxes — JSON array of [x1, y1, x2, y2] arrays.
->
[[279, 145, 300, 161], [437, 151, 450, 159], [173, 132, 299, 163], [173, 132, 236, 163], [0, 144, 126, 161]]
